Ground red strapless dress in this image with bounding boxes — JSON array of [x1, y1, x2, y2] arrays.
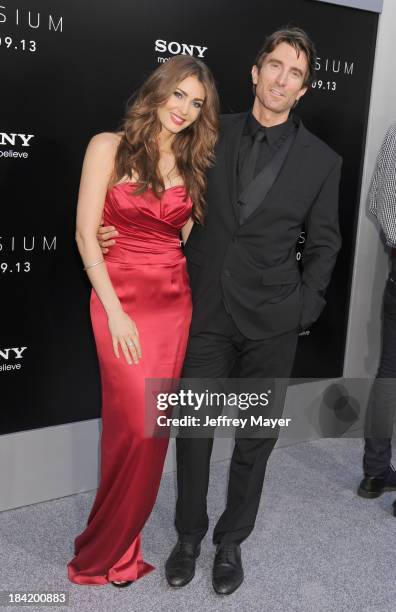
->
[[67, 184, 192, 584]]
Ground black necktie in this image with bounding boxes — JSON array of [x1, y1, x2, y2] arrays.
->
[[239, 128, 267, 193]]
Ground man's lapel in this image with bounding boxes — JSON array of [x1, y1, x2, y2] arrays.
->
[[241, 117, 312, 225]]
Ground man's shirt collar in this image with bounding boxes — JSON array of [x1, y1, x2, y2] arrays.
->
[[245, 112, 295, 147]]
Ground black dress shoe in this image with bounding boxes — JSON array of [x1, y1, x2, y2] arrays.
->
[[357, 466, 396, 499], [165, 539, 201, 587], [110, 580, 133, 588], [212, 542, 244, 595]]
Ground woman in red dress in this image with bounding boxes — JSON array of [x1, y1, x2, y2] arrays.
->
[[67, 56, 219, 587]]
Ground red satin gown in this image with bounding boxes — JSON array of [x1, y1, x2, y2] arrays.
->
[[67, 183, 192, 585]]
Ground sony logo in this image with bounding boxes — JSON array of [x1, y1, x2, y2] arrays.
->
[[0, 133, 34, 147], [155, 39, 208, 58], [0, 347, 27, 360]]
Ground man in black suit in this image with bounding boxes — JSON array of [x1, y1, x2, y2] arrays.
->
[[98, 27, 342, 596]]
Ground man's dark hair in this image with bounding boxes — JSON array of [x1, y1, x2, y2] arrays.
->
[[254, 27, 316, 86]]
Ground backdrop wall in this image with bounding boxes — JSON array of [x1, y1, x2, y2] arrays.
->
[[0, 0, 387, 510]]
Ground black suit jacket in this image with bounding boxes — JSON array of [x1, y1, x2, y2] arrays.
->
[[184, 112, 342, 340]]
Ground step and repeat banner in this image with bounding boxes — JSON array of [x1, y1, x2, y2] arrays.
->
[[0, 0, 379, 434]]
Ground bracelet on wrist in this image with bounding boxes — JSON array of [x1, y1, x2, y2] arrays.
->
[[84, 259, 104, 271]]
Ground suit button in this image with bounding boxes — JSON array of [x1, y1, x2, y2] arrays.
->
[[232, 236, 238, 243], [224, 269, 231, 277]]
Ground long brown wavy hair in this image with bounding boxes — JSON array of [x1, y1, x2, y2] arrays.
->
[[112, 55, 220, 224]]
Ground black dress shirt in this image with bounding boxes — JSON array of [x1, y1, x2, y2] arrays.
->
[[237, 112, 296, 197]]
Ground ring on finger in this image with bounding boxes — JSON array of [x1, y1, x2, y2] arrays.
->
[[127, 340, 133, 347]]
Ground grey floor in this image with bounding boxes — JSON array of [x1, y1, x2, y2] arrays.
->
[[1, 439, 395, 612]]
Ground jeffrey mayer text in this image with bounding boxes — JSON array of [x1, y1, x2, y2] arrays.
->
[[157, 415, 291, 428]]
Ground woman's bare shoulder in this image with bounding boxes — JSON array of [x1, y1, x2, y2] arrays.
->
[[88, 131, 122, 151]]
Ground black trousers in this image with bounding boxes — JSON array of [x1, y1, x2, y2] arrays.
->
[[175, 300, 298, 545], [364, 262, 396, 477]]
